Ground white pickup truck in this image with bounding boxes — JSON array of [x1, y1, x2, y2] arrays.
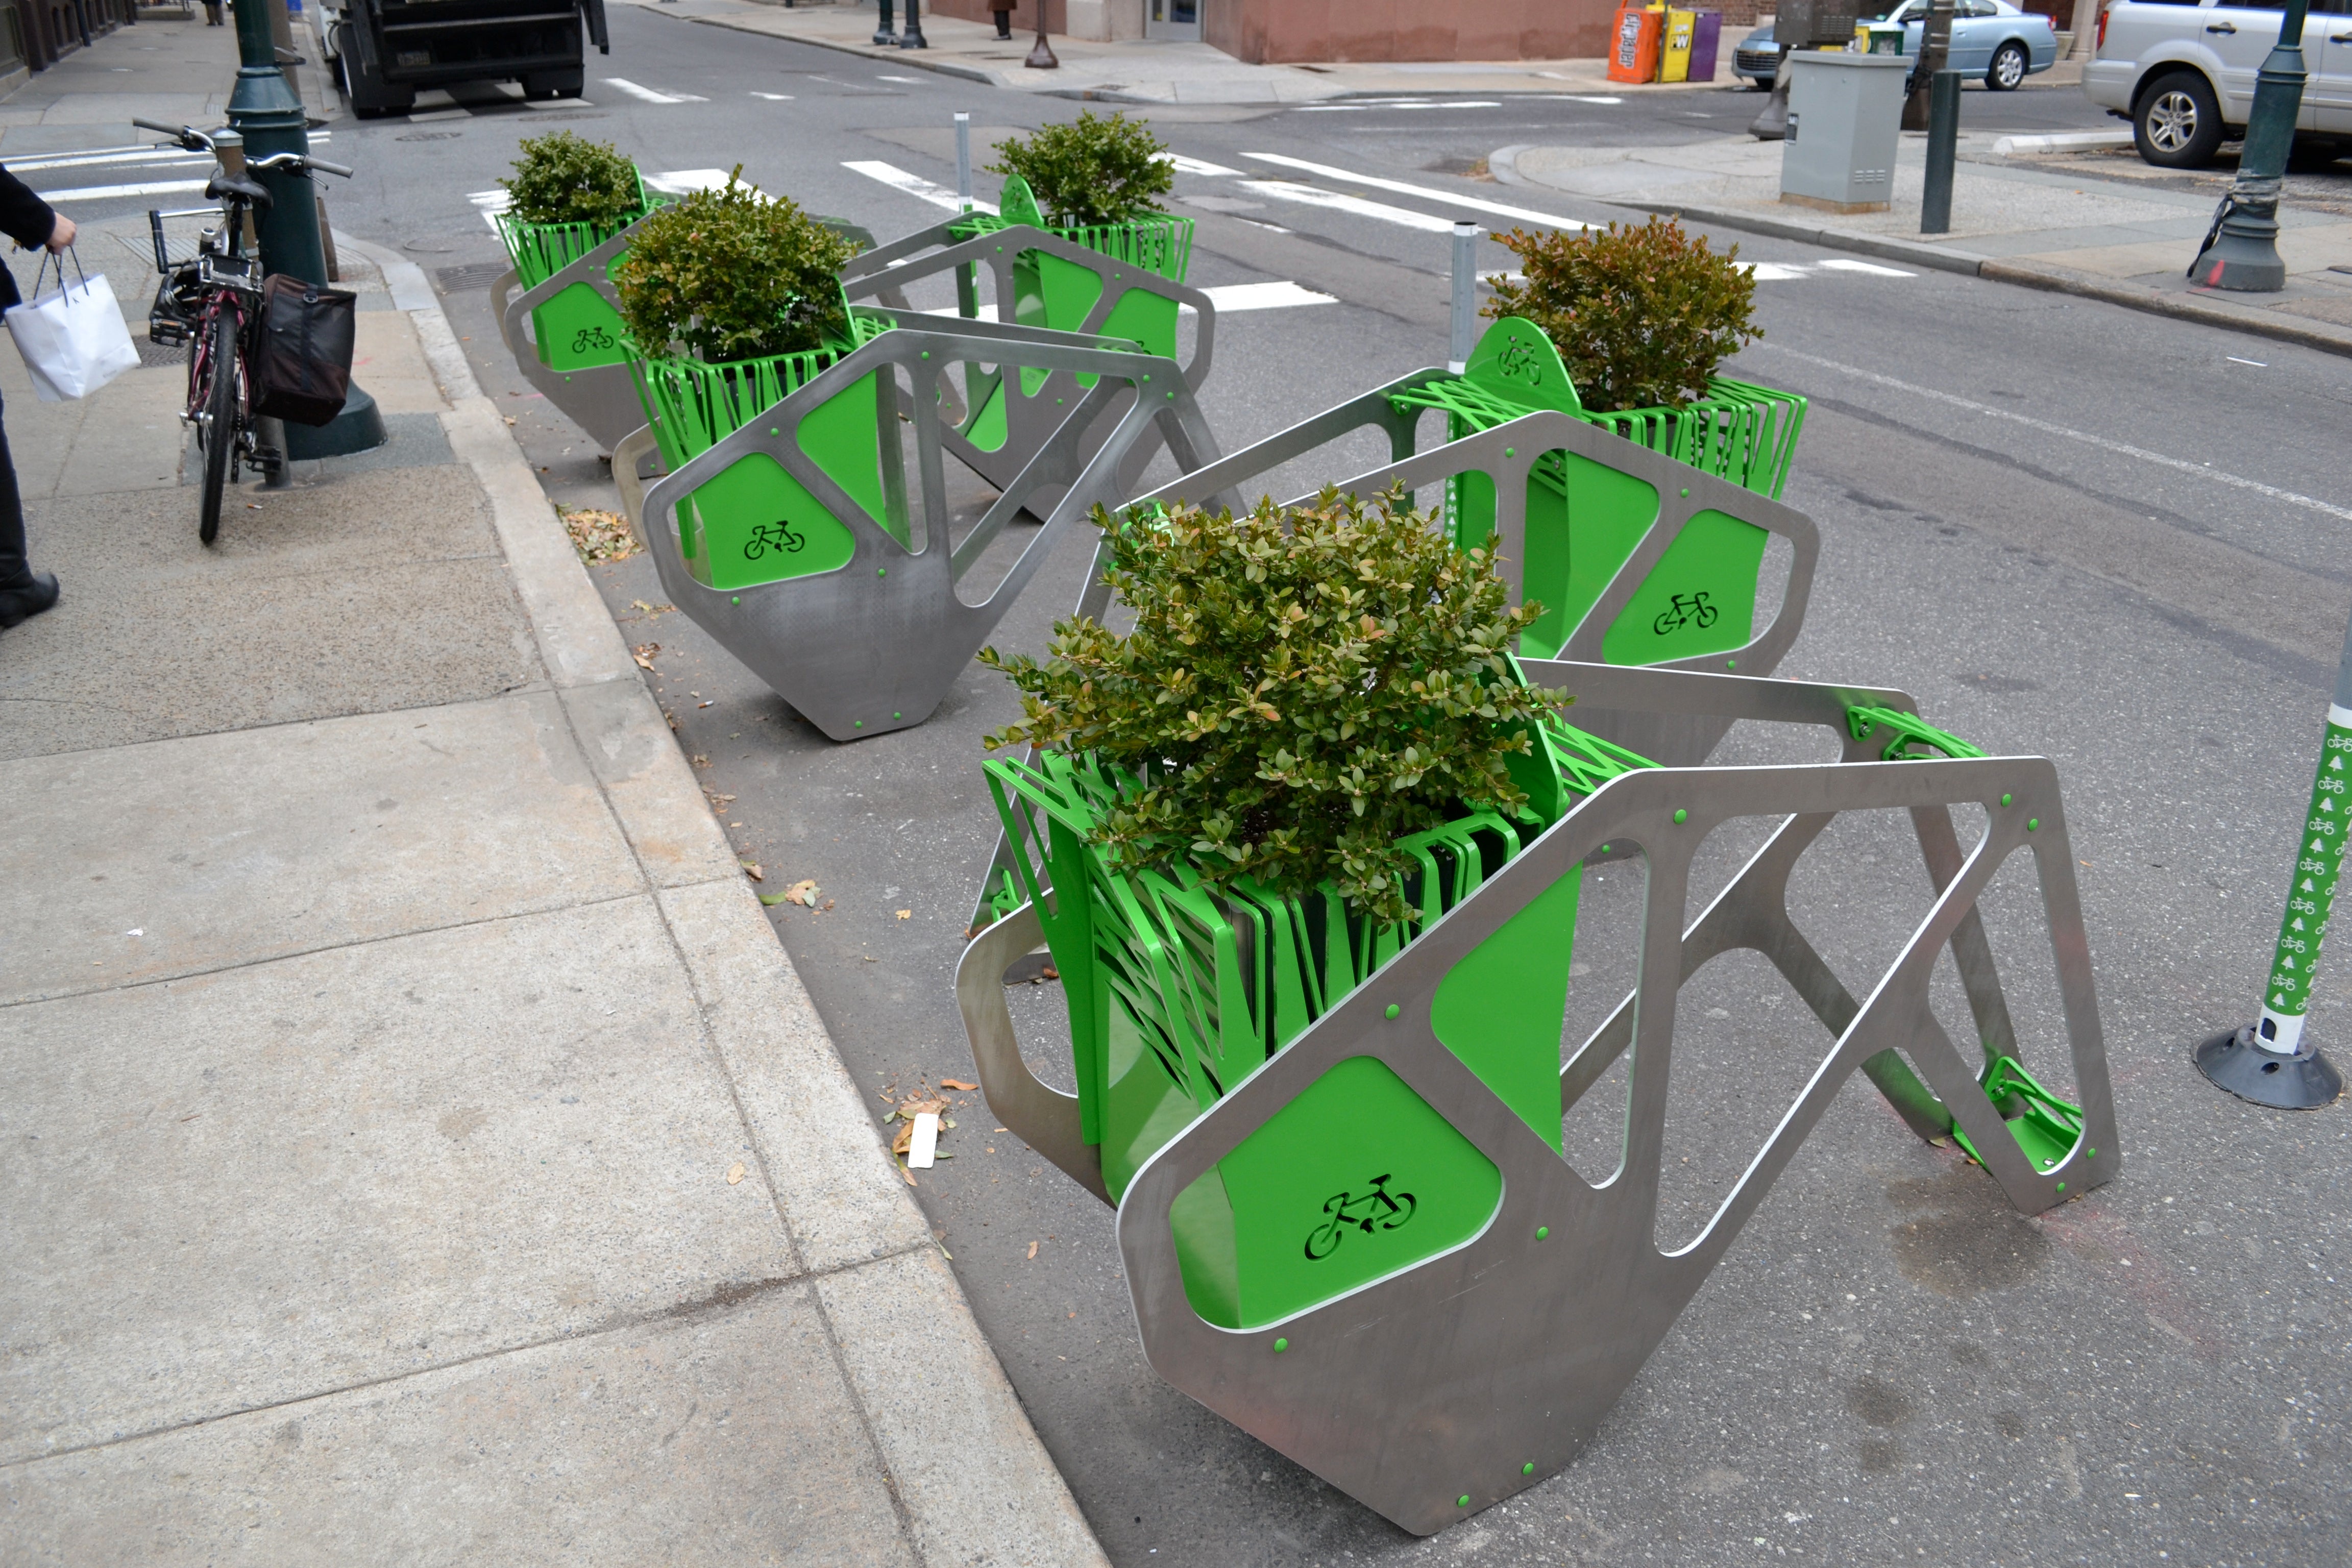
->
[[2084, 0, 2352, 166]]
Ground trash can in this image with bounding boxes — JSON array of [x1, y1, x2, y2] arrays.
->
[[1606, 5, 1664, 82], [1781, 51, 1909, 213]]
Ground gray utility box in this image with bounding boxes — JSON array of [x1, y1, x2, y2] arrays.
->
[[1781, 52, 1909, 214]]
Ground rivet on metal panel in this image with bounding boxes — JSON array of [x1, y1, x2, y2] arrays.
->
[[2001, 793, 2013, 806], [1680, 487, 1690, 498], [2028, 818, 2039, 831], [1385, 1004, 1401, 1019], [893, 711, 902, 719], [1673, 808, 1688, 824], [1727, 658, 1737, 671], [1456, 1495, 1471, 1508], [1522, 1462, 1535, 1475], [2056, 1182, 2066, 1191], [1273, 1337, 1288, 1353], [1535, 1226, 1549, 1240], [855, 720, 864, 727], [1503, 447, 1514, 458], [731, 596, 741, 604], [878, 567, 888, 577], [921, 351, 930, 360]]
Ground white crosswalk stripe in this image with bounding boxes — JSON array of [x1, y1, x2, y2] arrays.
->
[[1163, 154, 1241, 177], [1746, 259, 1917, 280], [843, 160, 1000, 215], [42, 179, 210, 203], [1233, 180, 1461, 234], [602, 78, 708, 104], [924, 280, 1334, 321], [1241, 154, 1590, 231]]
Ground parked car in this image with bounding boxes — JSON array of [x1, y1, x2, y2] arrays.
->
[[2085, 0, 2352, 168], [1736, 0, 2059, 91]]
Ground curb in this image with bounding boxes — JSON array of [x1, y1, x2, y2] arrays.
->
[[1489, 150, 2352, 362], [338, 234, 1112, 1568]]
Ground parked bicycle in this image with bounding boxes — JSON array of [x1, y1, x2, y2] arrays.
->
[[133, 117, 352, 546]]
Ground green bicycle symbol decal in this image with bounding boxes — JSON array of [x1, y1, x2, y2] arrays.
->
[[570, 325, 617, 354], [1652, 590, 1719, 636], [745, 521, 805, 559], [1303, 1173, 1418, 1261]]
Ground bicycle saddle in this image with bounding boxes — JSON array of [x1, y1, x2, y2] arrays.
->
[[205, 172, 273, 208]]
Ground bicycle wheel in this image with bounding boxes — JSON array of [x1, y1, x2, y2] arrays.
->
[[197, 309, 239, 546]]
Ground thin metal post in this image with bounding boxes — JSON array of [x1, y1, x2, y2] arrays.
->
[[2194, 603, 2352, 1108], [1448, 220, 1478, 374], [900, 0, 924, 47], [2189, 0, 2309, 290], [954, 111, 978, 318], [872, 0, 896, 45], [1920, 69, 1959, 235]]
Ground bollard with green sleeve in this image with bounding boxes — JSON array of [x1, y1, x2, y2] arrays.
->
[[2195, 608, 2351, 1108]]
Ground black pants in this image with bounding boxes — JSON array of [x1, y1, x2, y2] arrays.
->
[[0, 386, 29, 586]]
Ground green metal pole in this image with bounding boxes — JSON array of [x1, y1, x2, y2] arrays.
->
[[2188, 0, 2309, 290], [2194, 605, 2350, 1108], [227, 0, 384, 456]]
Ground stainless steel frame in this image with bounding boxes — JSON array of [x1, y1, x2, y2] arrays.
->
[[954, 662, 2116, 1535], [620, 316, 1225, 743], [491, 210, 660, 456], [840, 219, 1216, 511]]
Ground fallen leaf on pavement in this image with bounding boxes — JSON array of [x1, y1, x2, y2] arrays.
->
[[941, 1079, 978, 1091], [690, 754, 711, 768], [726, 1161, 746, 1185], [895, 909, 911, 920], [892, 1120, 914, 1155], [631, 642, 660, 671], [781, 878, 820, 908], [560, 505, 637, 563], [1027, 1240, 1039, 1260], [742, 862, 764, 881], [758, 892, 791, 906]]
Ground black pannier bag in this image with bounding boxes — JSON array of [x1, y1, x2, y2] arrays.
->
[[250, 273, 357, 427]]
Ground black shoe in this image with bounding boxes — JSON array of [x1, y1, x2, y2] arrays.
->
[[0, 570, 59, 630]]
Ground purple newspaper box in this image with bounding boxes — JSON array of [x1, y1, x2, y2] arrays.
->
[[1689, 10, 1722, 81]]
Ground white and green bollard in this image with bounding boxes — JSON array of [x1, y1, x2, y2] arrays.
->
[[2196, 615, 2351, 1108]]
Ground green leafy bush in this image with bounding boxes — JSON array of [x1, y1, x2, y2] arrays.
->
[[986, 111, 1173, 228], [500, 131, 642, 230], [981, 487, 1563, 924], [611, 170, 857, 361], [1485, 216, 1761, 413]]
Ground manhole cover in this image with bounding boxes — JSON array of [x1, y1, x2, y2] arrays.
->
[[396, 130, 462, 142], [434, 262, 510, 293]]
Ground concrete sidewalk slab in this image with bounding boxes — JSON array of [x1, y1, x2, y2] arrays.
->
[[1495, 134, 2352, 359], [0, 24, 1108, 1558]]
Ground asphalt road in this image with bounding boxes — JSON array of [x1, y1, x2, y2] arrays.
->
[[42, 12, 2352, 1564]]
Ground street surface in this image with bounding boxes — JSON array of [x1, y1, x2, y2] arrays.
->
[[29, 9, 2352, 1563]]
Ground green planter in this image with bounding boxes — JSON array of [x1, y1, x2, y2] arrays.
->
[[628, 310, 899, 592], [495, 172, 662, 376], [983, 692, 1653, 1331], [948, 177, 1195, 451], [1392, 318, 1807, 668]]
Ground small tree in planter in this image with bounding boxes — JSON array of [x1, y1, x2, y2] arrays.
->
[[980, 112, 1192, 360], [982, 485, 1561, 925], [977, 488, 1645, 1324], [613, 172, 891, 591], [496, 132, 659, 374], [1472, 217, 1803, 501]]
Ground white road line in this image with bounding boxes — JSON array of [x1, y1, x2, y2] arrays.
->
[[11, 148, 212, 173], [1243, 153, 1589, 230], [876, 75, 921, 83], [602, 77, 708, 104], [644, 169, 738, 195], [1756, 343, 2352, 525], [1234, 180, 1460, 233], [1744, 260, 1918, 280], [843, 160, 1000, 215], [1545, 93, 1626, 104], [1747, 262, 1809, 280], [925, 279, 1334, 320], [40, 179, 210, 202], [749, 91, 794, 101], [1163, 153, 1240, 176], [1818, 258, 1916, 277]]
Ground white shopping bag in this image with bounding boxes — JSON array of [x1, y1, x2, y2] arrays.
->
[[4, 248, 141, 402]]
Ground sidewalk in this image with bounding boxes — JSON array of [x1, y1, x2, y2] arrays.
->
[[618, 0, 1725, 104], [1494, 131, 2352, 356], [0, 32, 1106, 1560]]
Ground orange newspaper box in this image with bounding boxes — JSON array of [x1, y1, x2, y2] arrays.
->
[[1607, 6, 1665, 82]]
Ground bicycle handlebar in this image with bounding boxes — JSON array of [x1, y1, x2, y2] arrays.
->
[[132, 116, 210, 150], [249, 151, 352, 179]]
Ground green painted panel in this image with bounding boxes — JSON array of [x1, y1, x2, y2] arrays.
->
[[684, 452, 858, 590], [1599, 507, 1767, 665], [1429, 868, 1582, 1149], [1189, 1055, 1501, 1329], [1096, 287, 1177, 359], [963, 376, 1009, 453], [1100, 996, 1208, 1199], [532, 281, 630, 373]]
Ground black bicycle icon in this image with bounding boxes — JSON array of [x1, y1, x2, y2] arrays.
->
[[1652, 591, 1719, 636], [1303, 1173, 1418, 1261], [745, 520, 805, 559], [571, 325, 616, 354]]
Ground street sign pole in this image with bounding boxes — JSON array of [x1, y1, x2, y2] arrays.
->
[[227, 0, 384, 457], [2189, 0, 2308, 290], [1448, 220, 1477, 374], [2195, 604, 2352, 1109]]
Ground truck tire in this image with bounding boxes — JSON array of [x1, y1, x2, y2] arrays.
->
[[2134, 70, 2223, 169]]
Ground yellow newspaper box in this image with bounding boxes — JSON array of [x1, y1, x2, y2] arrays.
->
[[1660, 8, 1697, 81]]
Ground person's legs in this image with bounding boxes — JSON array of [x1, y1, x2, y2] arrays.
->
[[0, 387, 60, 629]]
